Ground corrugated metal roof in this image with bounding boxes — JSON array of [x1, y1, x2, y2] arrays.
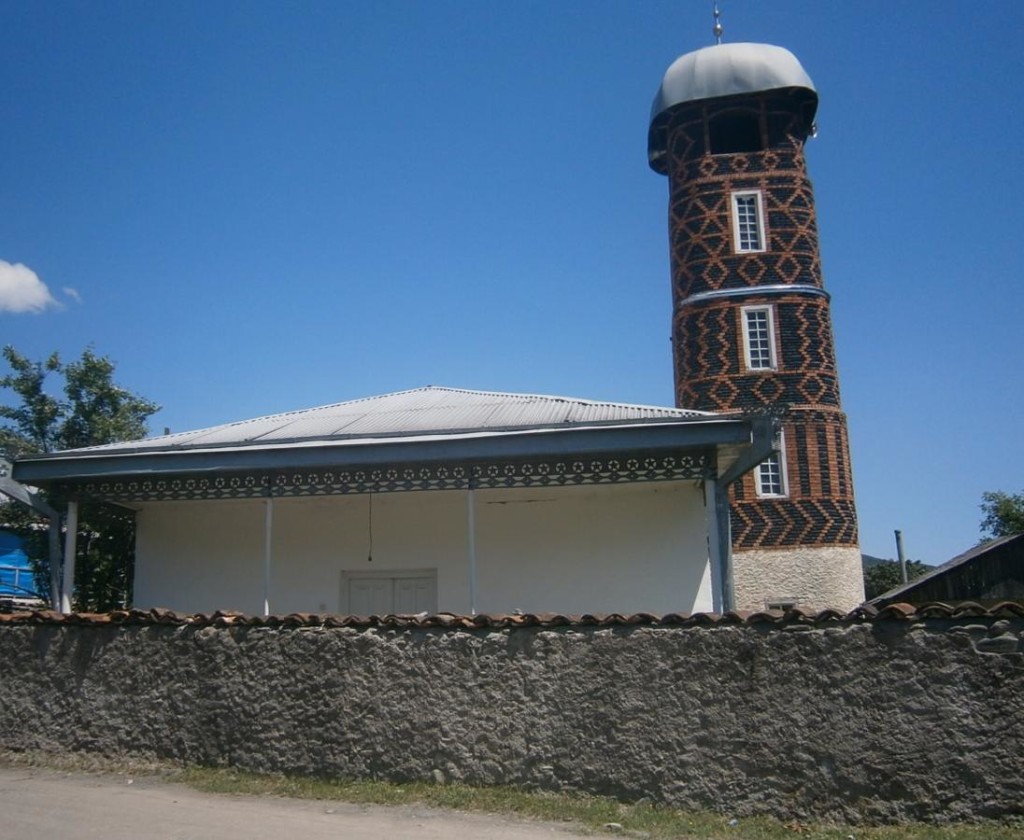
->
[[62, 386, 714, 456]]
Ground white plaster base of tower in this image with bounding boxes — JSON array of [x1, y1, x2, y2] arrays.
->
[[732, 546, 865, 612]]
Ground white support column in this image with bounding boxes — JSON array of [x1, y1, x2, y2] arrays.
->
[[59, 501, 79, 614], [466, 484, 477, 615], [263, 498, 274, 617], [704, 479, 724, 614]]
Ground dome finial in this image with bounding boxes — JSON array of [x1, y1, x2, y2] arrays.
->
[[712, 1, 724, 44]]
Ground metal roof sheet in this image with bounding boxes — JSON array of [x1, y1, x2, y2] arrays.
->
[[55, 386, 713, 457], [650, 42, 816, 123]]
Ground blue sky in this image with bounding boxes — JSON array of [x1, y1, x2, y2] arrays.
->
[[2, 1, 1022, 566]]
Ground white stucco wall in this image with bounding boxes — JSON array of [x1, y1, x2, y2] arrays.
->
[[731, 545, 865, 612], [133, 481, 712, 616], [473, 482, 711, 615]]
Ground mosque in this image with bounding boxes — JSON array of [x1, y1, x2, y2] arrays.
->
[[10, 25, 864, 616]]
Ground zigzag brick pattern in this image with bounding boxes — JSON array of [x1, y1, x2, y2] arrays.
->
[[662, 92, 858, 549]]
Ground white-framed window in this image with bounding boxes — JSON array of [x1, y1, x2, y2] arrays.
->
[[731, 190, 767, 253], [756, 435, 789, 498], [741, 305, 777, 371]]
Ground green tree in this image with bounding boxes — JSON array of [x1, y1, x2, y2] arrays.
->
[[979, 490, 1024, 540], [863, 559, 930, 601], [0, 350, 62, 457], [0, 345, 159, 610]]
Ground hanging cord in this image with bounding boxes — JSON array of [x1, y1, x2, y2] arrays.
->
[[367, 489, 373, 562]]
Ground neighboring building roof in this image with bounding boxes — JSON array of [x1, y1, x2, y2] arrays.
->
[[869, 532, 1024, 606], [12, 386, 757, 486]]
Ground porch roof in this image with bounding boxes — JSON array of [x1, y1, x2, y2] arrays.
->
[[12, 386, 757, 487]]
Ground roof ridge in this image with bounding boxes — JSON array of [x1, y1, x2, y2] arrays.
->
[[408, 385, 712, 414], [46, 385, 714, 455]]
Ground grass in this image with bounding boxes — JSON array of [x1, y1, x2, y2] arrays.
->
[[2, 751, 1022, 840], [169, 766, 1024, 840]]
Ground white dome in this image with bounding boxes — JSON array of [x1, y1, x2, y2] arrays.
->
[[650, 42, 816, 121]]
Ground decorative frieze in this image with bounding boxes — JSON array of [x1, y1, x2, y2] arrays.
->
[[66, 452, 715, 502]]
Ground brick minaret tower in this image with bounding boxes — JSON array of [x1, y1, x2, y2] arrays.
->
[[648, 42, 864, 610]]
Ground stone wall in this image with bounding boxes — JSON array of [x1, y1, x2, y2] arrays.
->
[[0, 610, 1022, 824]]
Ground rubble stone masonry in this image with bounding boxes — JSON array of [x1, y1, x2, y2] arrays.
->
[[1, 612, 1022, 824]]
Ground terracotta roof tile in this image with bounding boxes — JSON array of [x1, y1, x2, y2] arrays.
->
[[950, 602, 992, 618], [912, 603, 947, 618], [0, 603, 1021, 630], [782, 606, 820, 622], [989, 601, 1024, 618], [745, 610, 785, 624], [874, 603, 919, 620]]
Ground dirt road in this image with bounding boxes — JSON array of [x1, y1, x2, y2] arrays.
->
[[0, 767, 596, 839]]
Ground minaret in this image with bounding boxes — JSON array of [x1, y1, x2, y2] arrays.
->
[[647, 39, 864, 610]]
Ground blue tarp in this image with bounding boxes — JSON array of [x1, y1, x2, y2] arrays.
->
[[0, 530, 38, 597]]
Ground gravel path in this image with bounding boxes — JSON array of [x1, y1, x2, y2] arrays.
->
[[0, 766, 596, 839]]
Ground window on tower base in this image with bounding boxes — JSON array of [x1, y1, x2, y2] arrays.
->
[[756, 438, 788, 499], [731, 190, 767, 253]]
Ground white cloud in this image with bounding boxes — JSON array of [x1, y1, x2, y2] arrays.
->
[[0, 260, 58, 314], [62, 286, 82, 304]]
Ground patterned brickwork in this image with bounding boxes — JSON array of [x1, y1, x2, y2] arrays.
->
[[674, 294, 839, 411], [732, 412, 857, 548], [659, 91, 859, 551], [665, 95, 822, 302]]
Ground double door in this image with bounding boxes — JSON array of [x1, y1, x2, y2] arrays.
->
[[343, 570, 436, 615]]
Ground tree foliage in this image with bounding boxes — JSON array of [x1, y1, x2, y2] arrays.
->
[[1, 346, 157, 454], [862, 559, 930, 601], [0, 350, 62, 457], [979, 490, 1024, 541], [0, 345, 159, 610]]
